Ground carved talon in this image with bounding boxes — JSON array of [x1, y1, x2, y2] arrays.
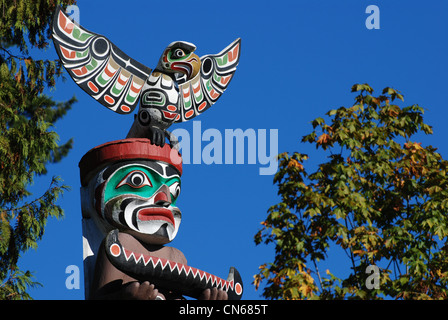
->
[[149, 127, 166, 147]]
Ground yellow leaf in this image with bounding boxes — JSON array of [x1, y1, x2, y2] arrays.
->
[[317, 133, 331, 145], [288, 159, 303, 170], [352, 249, 366, 256]]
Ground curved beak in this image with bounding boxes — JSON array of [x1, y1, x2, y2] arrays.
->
[[171, 52, 201, 80]]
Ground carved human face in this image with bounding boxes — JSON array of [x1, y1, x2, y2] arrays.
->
[[94, 160, 181, 244]]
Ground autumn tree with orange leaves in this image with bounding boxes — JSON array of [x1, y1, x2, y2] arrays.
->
[[254, 84, 448, 299]]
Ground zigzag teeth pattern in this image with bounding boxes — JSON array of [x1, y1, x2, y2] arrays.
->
[[124, 248, 158, 267], [143, 254, 151, 266], [122, 248, 234, 292]]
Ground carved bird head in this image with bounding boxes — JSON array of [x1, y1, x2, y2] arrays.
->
[[156, 41, 201, 80]]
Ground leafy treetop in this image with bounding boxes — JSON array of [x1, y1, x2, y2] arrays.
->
[[255, 84, 448, 300]]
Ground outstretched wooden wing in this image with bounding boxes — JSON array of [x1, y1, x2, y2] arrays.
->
[[52, 7, 152, 115], [175, 38, 241, 122]]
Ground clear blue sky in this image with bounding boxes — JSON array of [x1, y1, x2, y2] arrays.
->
[[19, 0, 448, 299]]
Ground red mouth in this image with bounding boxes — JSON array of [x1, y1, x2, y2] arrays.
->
[[171, 62, 192, 78], [138, 208, 175, 226], [162, 110, 178, 120]]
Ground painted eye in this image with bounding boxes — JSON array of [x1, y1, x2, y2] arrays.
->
[[129, 172, 145, 187], [169, 181, 181, 200], [172, 48, 185, 59], [116, 170, 152, 189]]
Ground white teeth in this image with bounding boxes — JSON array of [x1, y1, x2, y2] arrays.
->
[[134, 253, 144, 264], [124, 250, 141, 263], [122, 248, 233, 292]]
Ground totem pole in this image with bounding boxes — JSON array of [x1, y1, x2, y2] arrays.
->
[[52, 7, 242, 299]]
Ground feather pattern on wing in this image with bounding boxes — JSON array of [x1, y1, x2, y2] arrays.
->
[[52, 7, 152, 114], [175, 38, 241, 122]]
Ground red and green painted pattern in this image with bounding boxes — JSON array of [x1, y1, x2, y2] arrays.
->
[[52, 7, 152, 115], [58, 45, 90, 61], [215, 41, 240, 68], [56, 10, 93, 43], [95, 58, 119, 87], [53, 6, 240, 119], [111, 69, 131, 97], [71, 57, 99, 77], [176, 38, 241, 122]]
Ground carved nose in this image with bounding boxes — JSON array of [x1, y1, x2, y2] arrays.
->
[[153, 185, 170, 206]]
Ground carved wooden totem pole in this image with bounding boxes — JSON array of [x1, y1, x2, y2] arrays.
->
[[52, 7, 242, 300]]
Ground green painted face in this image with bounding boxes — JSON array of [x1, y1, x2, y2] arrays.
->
[[99, 162, 182, 244], [104, 164, 181, 205]]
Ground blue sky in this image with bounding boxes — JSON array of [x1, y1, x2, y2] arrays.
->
[[19, 0, 448, 299]]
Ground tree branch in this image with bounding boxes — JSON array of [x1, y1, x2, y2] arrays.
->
[[0, 46, 26, 61]]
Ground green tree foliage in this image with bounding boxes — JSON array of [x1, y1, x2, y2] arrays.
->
[[0, 0, 76, 299], [254, 84, 448, 300]]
